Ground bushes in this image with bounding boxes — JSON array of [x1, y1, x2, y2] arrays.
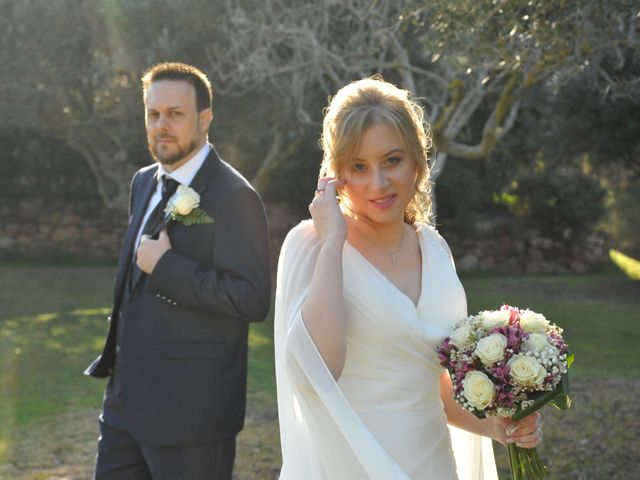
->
[[435, 156, 608, 246], [502, 170, 606, 237]]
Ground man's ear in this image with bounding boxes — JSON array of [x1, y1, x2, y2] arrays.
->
[[199, 107, 213, 133]]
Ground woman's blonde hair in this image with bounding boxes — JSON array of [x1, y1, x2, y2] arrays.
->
[[319, 76, 433, 224]]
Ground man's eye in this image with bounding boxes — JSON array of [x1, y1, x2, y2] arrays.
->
[[147, 112, 159, 119]]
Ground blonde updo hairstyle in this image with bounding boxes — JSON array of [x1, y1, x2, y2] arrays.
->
[[319, 76, 433, 224]]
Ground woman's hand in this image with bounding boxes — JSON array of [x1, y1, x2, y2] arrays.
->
[[309, 176, 347, 246], [487, 412, 543, 449]]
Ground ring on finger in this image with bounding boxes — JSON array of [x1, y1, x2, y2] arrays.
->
[[315, 188, 326, 194]]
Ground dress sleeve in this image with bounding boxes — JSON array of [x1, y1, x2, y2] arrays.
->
[[449, 426, 498, 480], [274, 221, 412, 480], [420, 227, 498, 480]]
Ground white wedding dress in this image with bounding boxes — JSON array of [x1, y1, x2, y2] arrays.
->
[[275, 220, 497, 480]]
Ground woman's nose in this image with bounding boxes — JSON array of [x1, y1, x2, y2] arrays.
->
[[372, 168, 389, 189]]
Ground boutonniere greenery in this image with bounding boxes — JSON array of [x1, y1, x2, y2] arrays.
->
[[165, 185, 214, 226]]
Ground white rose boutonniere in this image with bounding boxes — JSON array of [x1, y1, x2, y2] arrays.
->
[[165, 185, 214, 226]]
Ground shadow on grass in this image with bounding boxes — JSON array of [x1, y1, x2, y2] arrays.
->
[[0, 307, 108, 459]]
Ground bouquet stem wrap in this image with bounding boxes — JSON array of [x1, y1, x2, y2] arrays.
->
[[507, 444, 547, 480], [506, 356, 573, 479]]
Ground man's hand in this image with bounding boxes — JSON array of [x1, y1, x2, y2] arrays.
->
[[136, 230, 171, 274]]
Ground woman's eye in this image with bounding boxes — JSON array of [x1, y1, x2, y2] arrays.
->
[[387, 156, 402, 165], [352, 163, 367, 172]]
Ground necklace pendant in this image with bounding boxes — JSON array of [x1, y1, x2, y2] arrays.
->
[[391, 252, 400, 268]]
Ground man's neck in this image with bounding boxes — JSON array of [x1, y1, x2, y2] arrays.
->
[[163, 139, 207, 173]]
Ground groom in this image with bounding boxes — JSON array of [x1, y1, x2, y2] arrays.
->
[[85, 62, 271, 479]]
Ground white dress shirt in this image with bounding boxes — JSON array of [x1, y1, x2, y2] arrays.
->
[[133, 143, 211, 252]]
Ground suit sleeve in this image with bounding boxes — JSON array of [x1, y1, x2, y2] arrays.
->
[[148, 185, 271, 322]]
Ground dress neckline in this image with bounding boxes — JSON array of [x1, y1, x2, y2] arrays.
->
[[344, 226, 426, 310]]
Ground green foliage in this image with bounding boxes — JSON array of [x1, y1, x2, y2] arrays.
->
[[498, 169, 606, 236], [171, 207, 214, 226], [435, 159, 494, 230]]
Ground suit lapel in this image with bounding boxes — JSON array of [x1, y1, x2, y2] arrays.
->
[[119, 149, 220, 299], [114, 167, 159, 303], [188, 147, 220, 195]]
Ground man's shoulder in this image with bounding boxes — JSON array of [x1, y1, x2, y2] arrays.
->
[[213, 155, 254, 191], [204, 151, 262, 204], [132, 163, 158, 183]]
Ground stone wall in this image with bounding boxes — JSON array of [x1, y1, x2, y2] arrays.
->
[[0, 199, 608, 273], [449, 229, 607, 274], [0, 200, 125, 261], [264, 204, 610, 275]]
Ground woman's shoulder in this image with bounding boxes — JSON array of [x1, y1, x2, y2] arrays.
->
[[284, 219, 318, 243], [414, 222, 454, 260], [281, 220, 321, 256]]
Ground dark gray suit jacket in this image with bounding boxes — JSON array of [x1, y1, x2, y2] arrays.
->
[[85, 147, 271, 446]]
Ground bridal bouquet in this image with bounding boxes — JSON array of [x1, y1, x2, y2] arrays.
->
[[437, 305, 574, 480]]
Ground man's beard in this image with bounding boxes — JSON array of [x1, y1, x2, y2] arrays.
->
[[149, 136, 199, 166]]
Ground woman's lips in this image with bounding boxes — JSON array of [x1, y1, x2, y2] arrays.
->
[[369, 194, 397, 209]]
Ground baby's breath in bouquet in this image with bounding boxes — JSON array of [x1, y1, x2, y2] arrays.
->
[[437, 305, 574, 480]]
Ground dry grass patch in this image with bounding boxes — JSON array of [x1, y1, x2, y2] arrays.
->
[[2, 380, 639, 479]]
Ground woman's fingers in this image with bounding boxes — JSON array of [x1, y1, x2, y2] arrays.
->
[[309, 177, 347, 244], [316, 176, 333, 194], [323, 178, 344, 197], [506, 412, 543, 448]]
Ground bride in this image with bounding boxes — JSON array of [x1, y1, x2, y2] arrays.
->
[[274, 77, 542, 479]]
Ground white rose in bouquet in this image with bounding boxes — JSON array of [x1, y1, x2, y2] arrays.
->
[[508, 354, 547, 387], [480, 310, 510, 330], [474, 333, 508, 366], [519, 309, 549, 333], [462, 371, 495, 410], [524, 332, 555, 353], [170, 185, 200, 215], [449, 324, 474, 349]]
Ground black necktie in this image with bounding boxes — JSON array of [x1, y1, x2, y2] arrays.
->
[[142, 176, 180, 239], [127, 176, 180, 292]]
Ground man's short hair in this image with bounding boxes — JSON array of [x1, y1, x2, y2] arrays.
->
[[141, 62, 213, 112]]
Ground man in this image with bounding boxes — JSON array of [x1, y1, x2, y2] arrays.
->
[[85, 62, 271, 479]]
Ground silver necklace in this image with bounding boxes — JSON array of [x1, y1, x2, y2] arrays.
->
[[390, 227, 406, 268]]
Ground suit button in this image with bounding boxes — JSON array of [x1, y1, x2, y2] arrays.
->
[[116, 346, 121, 354]]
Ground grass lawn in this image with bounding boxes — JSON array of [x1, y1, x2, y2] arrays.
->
[[0, 264, 638, 479]]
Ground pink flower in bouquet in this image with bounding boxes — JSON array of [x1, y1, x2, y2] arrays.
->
[[437, 305, 574, 480]]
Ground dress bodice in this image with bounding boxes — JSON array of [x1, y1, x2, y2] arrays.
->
[[274, 221, 497, 480]]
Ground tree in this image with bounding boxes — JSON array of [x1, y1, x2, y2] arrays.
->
[[1, 0, 637, 216], [210, 0, 639, 199], [0, 0, 144, 211]]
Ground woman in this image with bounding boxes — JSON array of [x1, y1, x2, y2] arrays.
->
[[274, 77, 542, 479]]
